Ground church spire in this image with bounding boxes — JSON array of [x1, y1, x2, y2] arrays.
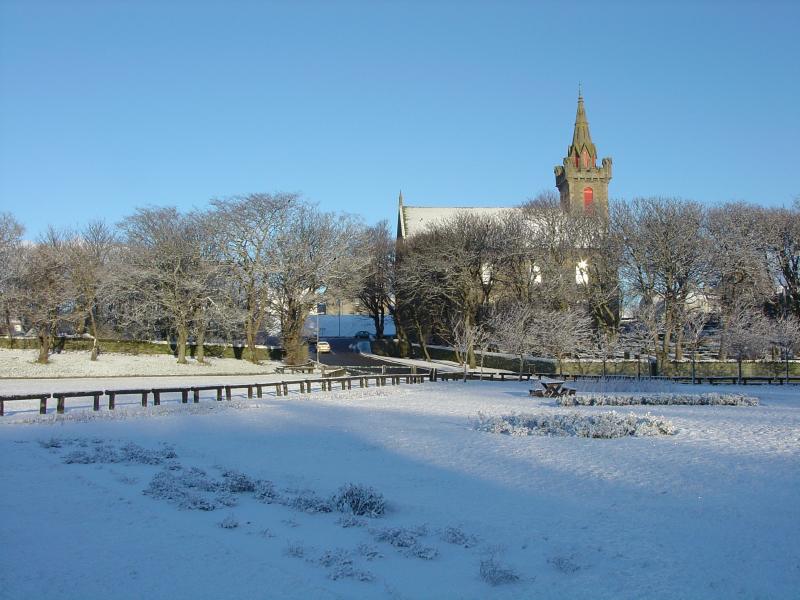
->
[[568, 91, 597, 168]]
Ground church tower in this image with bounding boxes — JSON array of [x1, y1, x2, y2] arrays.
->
[[554, 91, 612, 217]]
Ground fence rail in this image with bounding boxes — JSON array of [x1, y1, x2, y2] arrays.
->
[[0, 372, 428, 417]]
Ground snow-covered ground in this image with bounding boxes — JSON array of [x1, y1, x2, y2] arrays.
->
[[0, 349, 281, 378], [1, 380, 798, 599]]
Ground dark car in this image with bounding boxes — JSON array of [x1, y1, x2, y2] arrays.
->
[[354, 331, 373, 340]]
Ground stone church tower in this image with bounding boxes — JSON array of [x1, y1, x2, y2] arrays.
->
[[554, 92, 612, 217]]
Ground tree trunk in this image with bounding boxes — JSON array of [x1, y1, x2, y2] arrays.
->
[[691, 350, 696, 383], [176, 324, 188, 364], [674, 325, 684, 361], [737, 357, 743, 384], [519, 354, 524, 381], [88, 309, 100, 361], [4, 308, 15, 348], [283, 304, 309, 366], [245, 316, 260, 364], [36, 331, 50, 364], [196, 325, 207, 364]]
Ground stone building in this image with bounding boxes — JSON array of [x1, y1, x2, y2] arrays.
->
[[554, 92, 612, 217], [397, 92, 612, 240]]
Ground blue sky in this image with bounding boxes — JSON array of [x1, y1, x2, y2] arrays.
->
[[1, 0, 798, 238]]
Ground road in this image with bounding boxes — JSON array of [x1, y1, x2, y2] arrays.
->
[[311, 337, 392, 368]]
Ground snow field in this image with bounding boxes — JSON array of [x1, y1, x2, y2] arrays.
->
[[1, 380, 799, 599], [0, 348, 281, 378]]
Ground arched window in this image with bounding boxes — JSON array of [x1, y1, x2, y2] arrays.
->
[[583, 187, 594, 209]]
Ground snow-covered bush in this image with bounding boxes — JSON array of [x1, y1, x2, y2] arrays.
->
[[372, 526, 438, 560], [548, 555, 581, 574], [317, 549, 374, 582], [560, 392, 758, 407], [331, 483, 386, 517], [357, 544, 382, 561], [253, 479, 280, 503], [440, 526, 479, 548], [62, 442, 176, 465], [479, 558, 519, 586], [284, 542, 306, 558], [217, 515, 239, 529], [143, 470, 218, 511], [475, 411, 676, 438], [336, 515, 366, 528], [287, 490, 333, 514], [220, 469, 256, 493]]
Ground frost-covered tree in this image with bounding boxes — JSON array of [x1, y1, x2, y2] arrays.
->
[[270, 203, 363, 365], [0, 212, 24, 345], [65, 220, 117, 360], [354, 220, 394, 340], [16, 228, 76, 363], [210, 193, 295, 363], [115, 207, 221, 364]]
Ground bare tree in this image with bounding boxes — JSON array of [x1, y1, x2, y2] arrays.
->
[[270, 203, 364, 365], [681, 308, 711, 382], [769, 314, 800, 382], [65, 220, 116, 360], [613, 197, 710, 369], [761, 203, 800, 319], [529, 307, 593, 376], [355, 220, 394, 339], [209, 193, 295, 363], [722, 300, 772, 383], [488, 302, 537, 379], [441, 312, 490, 381], [0, 212, 24, 345], [16, 228, 76, 363], [115, 207, 221, 364], [395, 213, 506, 367]]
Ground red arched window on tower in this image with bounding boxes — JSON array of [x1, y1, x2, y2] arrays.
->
[[583, 187, 594, 209]]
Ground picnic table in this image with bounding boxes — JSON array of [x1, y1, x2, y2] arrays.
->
[[529, 377, 576, 398]]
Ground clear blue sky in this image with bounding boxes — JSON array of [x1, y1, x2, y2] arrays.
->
[[1, 0, 798, 238]]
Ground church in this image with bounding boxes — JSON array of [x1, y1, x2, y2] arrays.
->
[[396, 92, 612, 240]]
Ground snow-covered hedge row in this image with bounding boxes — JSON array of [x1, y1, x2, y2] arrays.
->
[[559, 393, 759, 407], [475, 411, 676, 438]]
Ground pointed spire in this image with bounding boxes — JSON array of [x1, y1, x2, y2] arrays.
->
[[568, 89, 597, 167], [398, 190, 404, 206]]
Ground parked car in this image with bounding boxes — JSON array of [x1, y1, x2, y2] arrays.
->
[[354, 331, 373, 340], [315, 340, 331, 353]]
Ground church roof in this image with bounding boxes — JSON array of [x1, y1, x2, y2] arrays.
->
[[397, 198, 514, 239]]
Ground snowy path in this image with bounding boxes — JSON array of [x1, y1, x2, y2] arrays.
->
[[1, 381, 798, 599]]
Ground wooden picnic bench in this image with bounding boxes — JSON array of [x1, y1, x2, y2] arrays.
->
[[529, 378, 576, 398]]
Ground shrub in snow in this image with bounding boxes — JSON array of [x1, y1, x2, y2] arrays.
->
[[357, 544, 383, 561], [217, 515, 239, 529], [38, 438, 63, 449], [144, 470, 217, 511], [288, 491, 333, 514], [440, 526, 479, 548], [479, 558, 520, 586], [331, 484, 386, 517], [475, 411, 676, 438], [284, 542, 306, 558], [317, 550, 374, 582], [372, 526, 438, 560], [336, 515, 366, 528], [548, 555, 581, 574], [560, 393, 758, 407], [220, 469, 256, 493], [62, 442, 177, 465], [253, 479, 280, 503]]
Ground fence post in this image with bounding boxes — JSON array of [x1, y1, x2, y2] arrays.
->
[[153, 391, 161, 406], [108, 392, 115, 410], [225, 386, 232, 401], [181, 389, 188, 404]]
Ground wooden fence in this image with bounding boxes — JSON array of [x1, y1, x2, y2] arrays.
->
[[0, 373, 428, 417]]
